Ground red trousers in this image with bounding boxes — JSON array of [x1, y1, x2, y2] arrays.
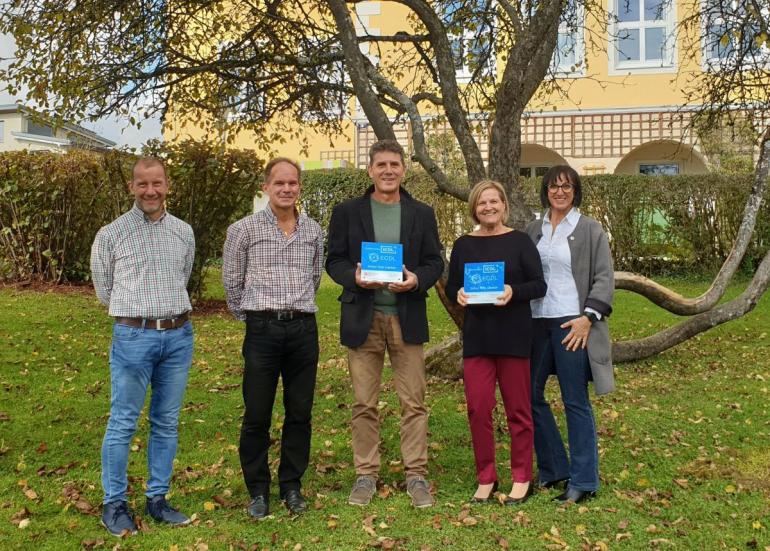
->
[[463, 356, 533, 484]]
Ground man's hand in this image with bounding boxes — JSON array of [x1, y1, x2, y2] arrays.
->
[[560, 315, 592, 351], [355, 262, 386, 289], [388, 265, 418, 293]]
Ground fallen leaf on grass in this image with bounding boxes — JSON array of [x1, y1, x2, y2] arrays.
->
[[10, 507, 31, 526], [18, 518, 30, 529], [203, 501, 216, 511], [673, 478, 689, 489], [462, 516, 478, 526], [81, 538, 106, 549], [36, 442, 48, 454]]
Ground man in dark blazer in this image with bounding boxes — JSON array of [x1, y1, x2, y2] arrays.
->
[[326, 139, 443, 508]]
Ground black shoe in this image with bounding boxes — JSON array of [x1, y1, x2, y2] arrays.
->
[[281, 489, 307, 515], [247, 495, 270, 519], [554, 488, 596, 503], [145, 495, 191, 526], [539, 477, 570, 490], [470, 481, 499, 504], [503, 481, 533, 506]]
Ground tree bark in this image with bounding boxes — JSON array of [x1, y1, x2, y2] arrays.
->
[[614, 126, 770, 315], [613, 243, 770, 361]]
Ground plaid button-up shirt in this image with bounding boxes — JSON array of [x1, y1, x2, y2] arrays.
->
[[90, 204, 195, 318], [222, 206, 323, 321]]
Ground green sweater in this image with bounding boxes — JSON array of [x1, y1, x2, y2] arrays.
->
[[370, 197, 401, 315]]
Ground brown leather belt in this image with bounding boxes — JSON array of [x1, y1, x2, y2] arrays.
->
[[114, 312, 190, 330]]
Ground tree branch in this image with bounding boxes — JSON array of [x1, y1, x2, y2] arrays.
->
[[615, 125, 770, 314]]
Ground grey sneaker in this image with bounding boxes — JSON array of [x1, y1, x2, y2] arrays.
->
[[101, 501, 138, 537], [348, 475, 377, 506], [406, 476, 435, 508], [145, 495, 191, 526]]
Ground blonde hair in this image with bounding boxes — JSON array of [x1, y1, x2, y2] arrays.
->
[[468, 180, 509, 224]]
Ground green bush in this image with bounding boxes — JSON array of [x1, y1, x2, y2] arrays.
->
[[0, 142, 263, 299], [2, 151, 766, 290], [0, 150, 130, 283], [142, 139, 264, 298]]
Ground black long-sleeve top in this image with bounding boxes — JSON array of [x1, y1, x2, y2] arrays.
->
[[446, 231, 547, 358]]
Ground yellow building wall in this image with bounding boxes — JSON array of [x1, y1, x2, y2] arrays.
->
[[165, 0, 713, 169]]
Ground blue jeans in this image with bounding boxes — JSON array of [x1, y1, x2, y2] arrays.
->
[[531, 317, 599, 492], [102, 321, 193, 504]]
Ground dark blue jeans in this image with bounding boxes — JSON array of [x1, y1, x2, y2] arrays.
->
[[239, 312, 319, 498], [531, 317, 599, 492]]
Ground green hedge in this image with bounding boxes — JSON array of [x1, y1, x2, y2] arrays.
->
[[2, 153, 767, 290], [302, 169, 769, 274], [0, 141, 263, 298]]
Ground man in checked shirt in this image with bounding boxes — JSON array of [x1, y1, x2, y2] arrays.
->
[[222, 157, 324, 519], [90, 157, 195, 537]]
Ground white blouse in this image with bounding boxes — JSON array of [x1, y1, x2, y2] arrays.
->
[[531, 208, 582, 319]]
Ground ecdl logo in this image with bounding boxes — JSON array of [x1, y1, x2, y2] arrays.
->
[[368, 253, 380, 262], [470, 274, 482, 284]]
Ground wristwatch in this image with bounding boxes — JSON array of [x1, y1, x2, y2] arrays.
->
[[583, 311, 599, 325]]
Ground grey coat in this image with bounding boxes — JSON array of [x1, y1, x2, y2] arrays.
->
[[525, 213, 616, 395]]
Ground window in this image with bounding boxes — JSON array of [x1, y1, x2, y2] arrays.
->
[[27, 119, 54, 137], [612, 0, 675, 70], [520, 166, 550, 178], [551, 0, 585, 75], [639, 163, 679, 175], [0, 120, 4, 143], [701, 0, 770, 66], [442, 0, 495, 82]]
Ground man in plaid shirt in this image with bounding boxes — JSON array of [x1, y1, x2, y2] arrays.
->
[[90, 157, 195, 537], [223, 157, 323, 519]]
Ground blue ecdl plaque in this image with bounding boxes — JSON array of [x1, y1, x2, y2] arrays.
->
[[464, 261, 505, 304], [361, 242, 404, 283]]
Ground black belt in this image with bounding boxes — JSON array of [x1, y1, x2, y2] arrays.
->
[[114, 312, 190, 330], [250, 310, 314, 321]]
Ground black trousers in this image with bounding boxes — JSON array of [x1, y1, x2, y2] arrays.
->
[[239, 312, 319, 498]]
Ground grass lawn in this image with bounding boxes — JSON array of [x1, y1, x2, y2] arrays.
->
[[1, 273, 769, 550]]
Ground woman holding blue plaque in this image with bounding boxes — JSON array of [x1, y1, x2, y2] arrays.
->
[[525, 165, 614, 504], [446, 180, 546, 505]]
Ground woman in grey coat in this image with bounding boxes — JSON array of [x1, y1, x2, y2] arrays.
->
[[525, 165, 614, 504]]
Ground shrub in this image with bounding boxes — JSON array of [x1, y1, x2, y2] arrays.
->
[[142, 139, 264, 298], [0, 150, 130, 283]]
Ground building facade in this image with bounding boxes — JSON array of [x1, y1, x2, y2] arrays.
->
[[0, 104, 115, 153], [165, 0, 767, 175]]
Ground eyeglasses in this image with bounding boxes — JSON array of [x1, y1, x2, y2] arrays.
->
[[547, 183, 574, 193]]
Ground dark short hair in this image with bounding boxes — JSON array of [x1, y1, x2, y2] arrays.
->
[[368, 139, 405, 166], [264, 157, 301, 183], [540, 165, 582, 209], [132, 156, 167, 180]]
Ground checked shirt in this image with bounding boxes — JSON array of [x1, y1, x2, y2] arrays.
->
[[222, 207, 323, 321], [90, 204, 195, 318]]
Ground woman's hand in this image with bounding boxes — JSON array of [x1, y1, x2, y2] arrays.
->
[[495, 284, 513, 306], [457, 287, 469, 307], [560, 315, 591, 351]]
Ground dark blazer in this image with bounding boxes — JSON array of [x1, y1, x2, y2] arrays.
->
[[325, 186, 444, 348]]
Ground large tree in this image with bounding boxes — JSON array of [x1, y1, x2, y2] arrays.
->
[[2, 0, 769, 368]]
